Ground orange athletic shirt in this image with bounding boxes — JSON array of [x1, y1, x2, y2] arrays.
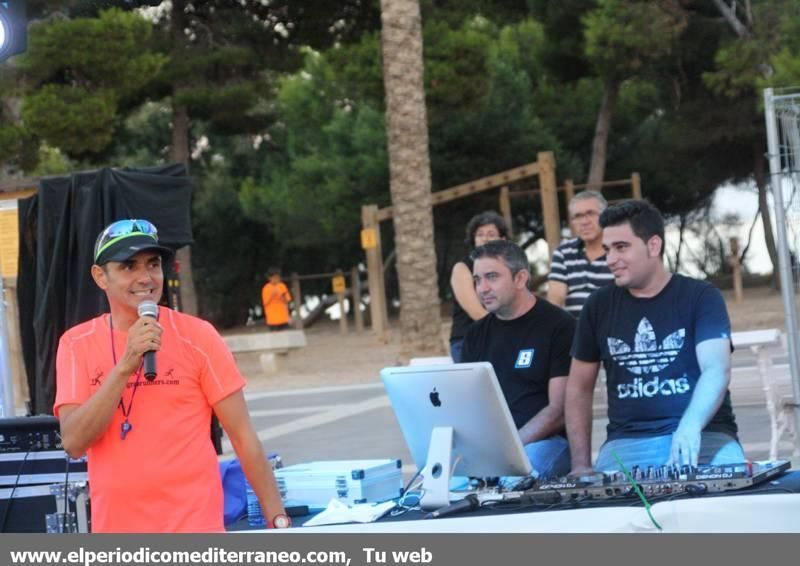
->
[[54, 307, 245, 533], [261, 281, 292, 326]]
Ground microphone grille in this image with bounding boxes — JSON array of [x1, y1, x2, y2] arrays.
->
[[137, 300, 159, 318]]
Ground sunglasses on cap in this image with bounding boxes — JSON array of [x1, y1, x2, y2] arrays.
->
[[94, 219, 160, 263]]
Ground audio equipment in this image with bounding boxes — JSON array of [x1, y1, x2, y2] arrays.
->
[[0, 416, 63, 454], [0, 417, 89, 532], [496, 460, 791, 504]]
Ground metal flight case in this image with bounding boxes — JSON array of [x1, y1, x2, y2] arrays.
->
[[275, 459, 404, 509]]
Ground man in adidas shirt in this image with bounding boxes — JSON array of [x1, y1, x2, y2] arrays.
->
[[565, 200, 743, 474]]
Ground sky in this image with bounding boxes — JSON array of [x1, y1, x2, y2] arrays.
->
[[699, 178, 800, 276]]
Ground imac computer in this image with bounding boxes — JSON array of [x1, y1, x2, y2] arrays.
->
[[380, 362, 531, 510]]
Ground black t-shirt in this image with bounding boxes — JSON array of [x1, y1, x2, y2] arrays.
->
[[461, 298, 576, 430], [449, 256, 475, 343], [571, 274, 738, 440]]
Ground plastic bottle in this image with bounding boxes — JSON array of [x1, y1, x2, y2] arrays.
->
[[268, 451, 283, 470], [245, 479, 266, 528], [246, 453, 283, 528]]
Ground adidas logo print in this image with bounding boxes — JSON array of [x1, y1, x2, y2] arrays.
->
[[607, 317, 685, 375]]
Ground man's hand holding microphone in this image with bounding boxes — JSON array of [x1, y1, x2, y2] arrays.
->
[[118, 300, 162, 379]]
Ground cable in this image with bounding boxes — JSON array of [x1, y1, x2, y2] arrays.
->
[[389, 468, 425, 517], [0, 444, 36, 533], [62, 454, 71, 533], [400, 468, 422, 498], [611, 450, 662, 531]]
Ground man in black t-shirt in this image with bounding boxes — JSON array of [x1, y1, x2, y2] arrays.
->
[[565, 200, 743, 475], [462, 240, 575, 478]]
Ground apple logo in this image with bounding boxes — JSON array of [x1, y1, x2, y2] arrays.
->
[[429, 388, 441, 407]]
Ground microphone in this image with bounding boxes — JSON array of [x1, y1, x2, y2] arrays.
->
[[424, 494, 479, 519], [137, 300, 159, 381]]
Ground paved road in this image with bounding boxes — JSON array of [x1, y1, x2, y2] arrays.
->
[[228, 359, 799, 474]]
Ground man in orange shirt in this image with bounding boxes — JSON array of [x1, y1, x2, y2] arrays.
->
[[261, 268, 292, 331], [54, 219, 289, 532]]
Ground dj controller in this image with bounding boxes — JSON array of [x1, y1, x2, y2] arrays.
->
[[479, 460, 791, 507]]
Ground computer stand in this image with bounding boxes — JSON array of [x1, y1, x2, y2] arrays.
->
[[420, 426, 453, 510]]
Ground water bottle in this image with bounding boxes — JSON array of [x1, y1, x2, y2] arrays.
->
[[245, 478, 266, 528], [268, 451, 283, 470]]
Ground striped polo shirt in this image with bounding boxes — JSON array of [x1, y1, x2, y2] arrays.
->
[[548, 237, 614, 317]]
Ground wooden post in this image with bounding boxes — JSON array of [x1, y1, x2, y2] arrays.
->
[[290, 273, 303, 329], [564, 179, 575, 204], [538, 151, 561, 256], [631, 172, 642, 200], [3, 277, 28, 412], [498, 186, 513, 237], [361, 205, 388, 341], [730, 237, 743, 303], [351, 266, 364, 332], [333, 269, 348, 334]]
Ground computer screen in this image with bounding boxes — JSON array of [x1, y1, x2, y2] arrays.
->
[[381, 362, 531, 509]]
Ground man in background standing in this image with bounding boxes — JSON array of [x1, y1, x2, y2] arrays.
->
[[261, 267, 293, 331], [548, 191, 614, 316]]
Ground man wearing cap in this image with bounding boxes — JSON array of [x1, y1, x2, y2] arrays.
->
[[54, 219, 289, 533]]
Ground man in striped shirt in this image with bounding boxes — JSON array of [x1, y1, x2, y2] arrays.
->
[[547, 190, 614, 317]]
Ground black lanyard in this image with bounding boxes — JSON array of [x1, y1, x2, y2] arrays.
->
[[109, 315, 143, 440]]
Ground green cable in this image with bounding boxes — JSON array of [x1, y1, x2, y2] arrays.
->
[[611, 449, 662, 531]]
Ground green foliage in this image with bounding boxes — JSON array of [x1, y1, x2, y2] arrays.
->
[[22, 86, 118, 154], [240, 51, 389, 253], [762, 1, 800, 87], [0, 122, 36, 169], [192, 162, 283, 327], [704, 40, 767, 97], [421, 0, 530, 26], [103, 101, 173, 167], [21, 9, 164, 91], [238, 13, 586, 291], [424, 18, 494, 120], [769, 47, 800, 87], [327, 33, 385, 106], [18, 9, 166, 156], [583, 0, 686, 79], [9, 0, 800, 320], [526, 0, 595, 81], [704, 0, 800, 95], [28, 144, 74, 177]]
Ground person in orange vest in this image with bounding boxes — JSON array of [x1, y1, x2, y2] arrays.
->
[[261, 267, 292, 331]]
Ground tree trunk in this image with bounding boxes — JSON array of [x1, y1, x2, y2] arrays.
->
[[169, 0, 199, 316], [753, 145, 780, 289], [379, 0, 442, 357], [673, 212, 687, 272], [587, 78, 620, 190]]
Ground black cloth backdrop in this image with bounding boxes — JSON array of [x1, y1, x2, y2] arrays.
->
[[17, 164, 193, 415]]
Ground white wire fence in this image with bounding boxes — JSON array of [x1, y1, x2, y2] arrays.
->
[[764, 87, 800, 455]]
